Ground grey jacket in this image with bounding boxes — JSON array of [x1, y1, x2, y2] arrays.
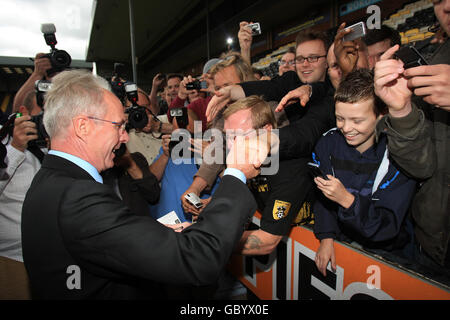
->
[[376, 39, 450, 265]]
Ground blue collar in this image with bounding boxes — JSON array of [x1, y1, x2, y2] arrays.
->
[[48, 150, 103, 184]]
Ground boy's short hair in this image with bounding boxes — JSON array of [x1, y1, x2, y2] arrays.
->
[[334, 68, 387, 116], [223, 95, 277, 129]]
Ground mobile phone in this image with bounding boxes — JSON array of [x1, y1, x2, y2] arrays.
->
[[247, 22, 261, 36], [394, 45, 429, 69], [184, 192, 203, 209], [342, 21, 366, 42], [307, 162, 329, 180]]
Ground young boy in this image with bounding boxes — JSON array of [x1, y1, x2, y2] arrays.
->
[[312, 69, 417, 276]]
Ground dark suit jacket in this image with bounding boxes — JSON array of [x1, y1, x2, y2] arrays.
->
[[21, 154, 255, 299]]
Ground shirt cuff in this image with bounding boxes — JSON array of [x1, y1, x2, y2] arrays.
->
[[223, 168, 246, 184]]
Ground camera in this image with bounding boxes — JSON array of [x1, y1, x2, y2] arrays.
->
[[342, 21, 366, 42], [247, 23, 261, 36], [110, 63, 127, 103], [27, 80, 52, 148], [124, 82, 148, 130], [168, 107, 191, 157], [186, 80, 207, 91], [35, 80, 52, 108], [184, 193, 203, 209], [40, 23, 71, 77], [394, 46, 429, 69]]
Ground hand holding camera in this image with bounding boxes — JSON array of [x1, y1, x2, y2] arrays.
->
[[334, 22, 367, 76], [33, 53, 53, 79], [11, 114, 38, 152]]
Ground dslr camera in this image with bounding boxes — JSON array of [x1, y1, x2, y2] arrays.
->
[[40, 23, 71, 77], [124, 82, 149, 130]]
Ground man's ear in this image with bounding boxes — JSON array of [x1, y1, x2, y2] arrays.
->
[[18, 105, 29, 116], [263, 123, 273, 131], [72, 116, 90, 141]]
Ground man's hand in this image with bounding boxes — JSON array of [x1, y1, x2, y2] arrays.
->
[[206, 85, 245, 122], [275, 84, 312, 112], [238, 21, 253, 64], [161, 134, 171, 157], [238, 21, 253, 51], [180, 177, 209, 215], [152, 73, 165, 89], [374, 45, 413, 117], [33, 53, 52, 79], [314, 175, 355, 209], [226, 132, 270, 180], [333, 23, 360, 77], [315, 238, 336, 277], [165, 222, 192, 232], [11, 115, 37, 152], [178, 75, 196, 100], [404, 64, 450, 111], [206, 87, 232, 122]]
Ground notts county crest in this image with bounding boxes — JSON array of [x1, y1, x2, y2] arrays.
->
[[272, 200, 291, 220]]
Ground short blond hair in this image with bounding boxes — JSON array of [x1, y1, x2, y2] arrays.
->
[[223, 95, 276, 129], [209, 51, 255, 82]]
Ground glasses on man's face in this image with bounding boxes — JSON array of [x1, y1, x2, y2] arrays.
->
[[278, 60, 295, 66], [88, 116, 127, 132], [295, 55, 326, 64]]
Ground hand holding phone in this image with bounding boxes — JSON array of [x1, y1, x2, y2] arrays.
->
[[307, 162, 329, 180], [394, 46, 428, 69], [184, 192, 204, 209], [342, 22, 366, 42]]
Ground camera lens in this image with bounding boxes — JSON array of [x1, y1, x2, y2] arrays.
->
[[52, 50, 71, 68], [126, 106, 148, 130]]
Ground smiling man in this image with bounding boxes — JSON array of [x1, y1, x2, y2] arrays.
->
[[21, 69, 263, 299], [294, 30, 329, 84]]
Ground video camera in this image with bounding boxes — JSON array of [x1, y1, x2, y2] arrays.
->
[[40, 23, 72, 77]]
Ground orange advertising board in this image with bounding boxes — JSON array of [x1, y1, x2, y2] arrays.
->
[[228, 213, 450, 300]]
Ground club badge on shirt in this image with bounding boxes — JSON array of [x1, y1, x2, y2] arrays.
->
[[273, 200, 291, 220]]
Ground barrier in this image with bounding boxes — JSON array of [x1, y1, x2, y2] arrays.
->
[[228, 213, 450, 300]]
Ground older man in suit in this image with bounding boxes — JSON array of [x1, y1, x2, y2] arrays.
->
[[21, 69, 267, 299]]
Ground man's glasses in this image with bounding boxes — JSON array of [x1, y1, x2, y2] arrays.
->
[[88, 116, 127, 132], [278, 60, 295, 66], [295, 55, 326, 64]]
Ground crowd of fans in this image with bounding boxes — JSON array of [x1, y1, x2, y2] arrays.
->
[[0, 0, 449, 299]]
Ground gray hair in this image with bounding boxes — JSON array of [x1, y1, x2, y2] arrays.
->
[[43, 69, 111, 138]]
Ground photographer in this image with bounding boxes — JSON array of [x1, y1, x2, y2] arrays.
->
[[13, 53, 52, 111], [125, 88, 173, 165], [0, 89, 47, 299], [101, 144, 160, 217]]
